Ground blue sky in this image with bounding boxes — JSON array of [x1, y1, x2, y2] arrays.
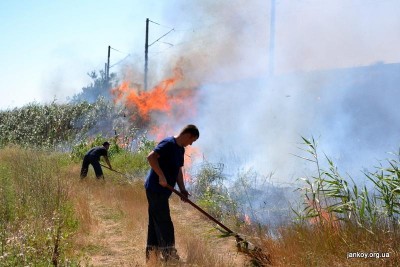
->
[[1, 0, 400, 109], [0, 0, 169, 108]]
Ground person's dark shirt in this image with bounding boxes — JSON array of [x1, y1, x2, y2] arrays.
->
[[145, 136, 185, 196], [86, 146, 108, 161]]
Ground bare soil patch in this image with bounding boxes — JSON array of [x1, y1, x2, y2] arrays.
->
[[75, 179, 249, 266]]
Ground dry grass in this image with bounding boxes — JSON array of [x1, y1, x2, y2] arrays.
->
[[249, 223, 400, 267], [4, 145, 399, 266], [170, 196, 249, 266], [67, 164, 248, 266], [0, 146, 79, 265], [249, 137, 400, 266], [69, 174, 149, 265], [183, 234, 234, 266]]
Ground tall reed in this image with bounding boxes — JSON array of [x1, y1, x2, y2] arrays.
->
[[295, 136, 400, 233]]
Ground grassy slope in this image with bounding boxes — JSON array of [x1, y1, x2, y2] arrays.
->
[[1, 147, 399, 266]]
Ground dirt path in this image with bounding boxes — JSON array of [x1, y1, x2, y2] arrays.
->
[[78, 180, 249, 266], [87, 199, 142, 266]]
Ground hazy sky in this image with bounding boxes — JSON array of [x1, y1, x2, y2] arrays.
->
[[0, 0, 166, 108], [1, 0, 400, 185], [1, 0, 400, 109]]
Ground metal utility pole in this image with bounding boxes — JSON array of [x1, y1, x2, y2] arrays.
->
[[104, 63, 107, 80], [144, 18, 174, 91], [107, 45, 111, 82], [269, 0, 276, 76], [144, 18, 149, 91]]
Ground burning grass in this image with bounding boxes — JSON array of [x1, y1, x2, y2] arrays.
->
[[111, 68, 180, 120], [177, 136, 400, 266], [238, 137, 400, 266]]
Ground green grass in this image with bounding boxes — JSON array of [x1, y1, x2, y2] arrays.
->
[[1, 129, 399, 266], [0, 146, 79, 266]]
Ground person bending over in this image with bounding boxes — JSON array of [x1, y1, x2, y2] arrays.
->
[[80, 141, 112, 179]]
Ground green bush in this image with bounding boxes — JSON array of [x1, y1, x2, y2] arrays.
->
[[0, 98, 128, 150], [191, 162, 237, 220], [70, 134, 156, 179], [70, 134, 122, 162], [108, 135, 156, 178]]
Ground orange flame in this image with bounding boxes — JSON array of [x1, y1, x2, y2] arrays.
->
[[111, 65, 202, 180], [307, 199, 340, 230], [112, 66, 183, 122], [183, 146, 201, 182]]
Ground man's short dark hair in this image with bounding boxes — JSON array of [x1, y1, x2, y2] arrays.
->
[[180, 124, 199, 138], [103, 141, 110, 146]]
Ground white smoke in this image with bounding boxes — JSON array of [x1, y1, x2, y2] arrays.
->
[[147, 0, 400, 185]]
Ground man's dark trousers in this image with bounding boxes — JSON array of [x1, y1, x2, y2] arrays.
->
[[80, 155, 103, 178], [146, 190, 175, 259]]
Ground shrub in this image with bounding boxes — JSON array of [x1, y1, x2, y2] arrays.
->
[[70, 135, 121, 162], [191, 162, 237, 221]]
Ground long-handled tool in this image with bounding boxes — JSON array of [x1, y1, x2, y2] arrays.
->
[[100, 165, 271, 264], [165, 184, 235, 235], [100, 164, 137, 181], [165, 184, 271, 265], [100, 164, 125, 175]]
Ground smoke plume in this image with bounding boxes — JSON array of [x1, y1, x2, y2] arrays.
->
[[118, 0, 400, 186]]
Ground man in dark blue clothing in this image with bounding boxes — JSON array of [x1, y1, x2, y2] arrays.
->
[[80, 141, 112, 179], [145, 124, 199, 262]]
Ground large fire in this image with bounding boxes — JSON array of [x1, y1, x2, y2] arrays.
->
[[111, 66, 197, 138], [112, 66, 184, 123], [111, 65, 201, 180]]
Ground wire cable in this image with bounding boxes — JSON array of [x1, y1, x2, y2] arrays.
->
[[148, 28, 175, 47], [109, 54, 131, 68], [110, 46, 130, 55], [149, 19, 174, 30]]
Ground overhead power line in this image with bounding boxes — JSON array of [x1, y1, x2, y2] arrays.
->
[[145, 18, 178, 90], [109, 54, 131, 68], [110, 47, 130, 55], [148, 28, 175, 47], [149, 19, 174, 30]]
